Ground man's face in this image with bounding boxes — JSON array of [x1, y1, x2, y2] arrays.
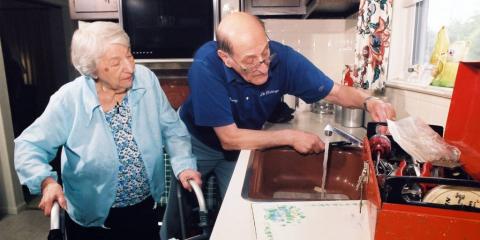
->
[[228, 38, 272, 85]]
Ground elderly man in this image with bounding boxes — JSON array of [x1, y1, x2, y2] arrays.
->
[[161, 12, 396, 238]]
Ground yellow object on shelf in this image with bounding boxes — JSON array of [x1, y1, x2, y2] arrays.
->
[[429, 26, 449, 66], [431, 61, 459, 88]]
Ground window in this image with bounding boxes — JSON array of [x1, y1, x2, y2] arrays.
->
[[387, 0, 480, 90], [413, 0, 480, 65]]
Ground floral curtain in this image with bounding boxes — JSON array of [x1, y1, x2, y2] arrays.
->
[[354, 0, 394, 91]]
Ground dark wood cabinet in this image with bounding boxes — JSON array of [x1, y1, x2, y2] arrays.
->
[[145, 63, 190, 110], [160, 77, 189, 110]]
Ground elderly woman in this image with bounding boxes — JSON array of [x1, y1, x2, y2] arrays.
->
[[14, 21, 201, 240]]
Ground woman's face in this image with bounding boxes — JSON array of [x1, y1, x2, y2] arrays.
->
[[96, 44, 135, 92]]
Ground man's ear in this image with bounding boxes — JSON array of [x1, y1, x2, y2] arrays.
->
[[217, 50, 233, 68]]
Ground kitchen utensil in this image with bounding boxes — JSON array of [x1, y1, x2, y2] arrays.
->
[[369, 133, 393, 175], [369, 134, 391, 159]]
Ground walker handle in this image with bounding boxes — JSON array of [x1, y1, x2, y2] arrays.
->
[[187, 179, 208, 213], [50, 202, 60, 230]]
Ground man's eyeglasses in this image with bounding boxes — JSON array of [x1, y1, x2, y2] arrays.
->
[[229, 44, 276, 73], [233, 53, 276, 73]]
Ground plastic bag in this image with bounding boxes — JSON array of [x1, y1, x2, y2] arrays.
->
[[387, 116, 461, 168]]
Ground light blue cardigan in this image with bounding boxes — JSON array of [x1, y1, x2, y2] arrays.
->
[[14, 64, 196, 226]]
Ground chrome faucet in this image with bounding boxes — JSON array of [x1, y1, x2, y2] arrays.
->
[[323, 124, 363, 147]]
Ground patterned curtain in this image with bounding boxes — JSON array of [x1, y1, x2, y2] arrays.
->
[[354, 0, 394, 91]]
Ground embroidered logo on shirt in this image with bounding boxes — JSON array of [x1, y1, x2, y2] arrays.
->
[[260, 89, 280, 97], [229, 97, 238, 103]]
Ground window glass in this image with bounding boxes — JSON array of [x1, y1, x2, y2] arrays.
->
[[415, 0, 480, 65]]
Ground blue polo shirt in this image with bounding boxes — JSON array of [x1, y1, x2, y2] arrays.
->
[[180, 41, 334, 160]]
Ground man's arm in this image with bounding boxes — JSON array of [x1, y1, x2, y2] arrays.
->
[[214, 123, 324, 154], [324, 83, 396, 122]]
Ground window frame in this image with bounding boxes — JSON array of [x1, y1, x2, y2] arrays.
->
[[386, 0, 453, 97], [412, 0, 428, 65]]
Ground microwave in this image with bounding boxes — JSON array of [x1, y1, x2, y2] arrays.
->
[[120, 0, 219, 60]]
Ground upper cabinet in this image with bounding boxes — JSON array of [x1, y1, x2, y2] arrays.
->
[[245, 0, 313, 16], [69, 0, 119, 20], [244, 0, 360, 19]]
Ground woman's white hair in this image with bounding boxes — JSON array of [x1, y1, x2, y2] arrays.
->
[[71, 21, 130, 78]]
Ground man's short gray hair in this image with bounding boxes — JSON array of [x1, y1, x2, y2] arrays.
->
[[71, 21, 130, 78]]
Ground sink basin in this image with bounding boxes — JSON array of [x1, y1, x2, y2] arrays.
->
[[242, 144, 366, 201]]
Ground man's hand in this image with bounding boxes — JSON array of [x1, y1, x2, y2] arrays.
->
[[178, 169, 202, 192], [365, 98, 396, 122], [290, 130, 325, 154], [38, 177, 67, 217], [325, 84, 397, 123]]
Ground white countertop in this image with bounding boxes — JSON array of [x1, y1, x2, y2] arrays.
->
[[210, 111, 368, 240]]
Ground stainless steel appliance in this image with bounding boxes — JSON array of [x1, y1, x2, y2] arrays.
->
[[120, 0, 219, 60]]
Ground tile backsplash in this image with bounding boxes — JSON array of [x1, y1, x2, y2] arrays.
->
[[385, 87, 451, 127], [264, 19, 356, 109], [265, 19, 356, 83]]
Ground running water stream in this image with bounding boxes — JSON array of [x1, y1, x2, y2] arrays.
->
[[320, 139, 330, 199]]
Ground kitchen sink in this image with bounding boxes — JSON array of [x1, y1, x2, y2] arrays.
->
[[241, 144, 366, 201]]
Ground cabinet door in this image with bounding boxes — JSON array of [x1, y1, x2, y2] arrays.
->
[[252, 0, 301, 7], [246, 0, 308, 15], [95, 0, 118, 12], [74, 0, 96, 12], [74, 0, 118, 13], [69, 0, 119, 20]]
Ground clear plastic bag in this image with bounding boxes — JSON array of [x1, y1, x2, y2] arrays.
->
[[387, 116, 461, 168]]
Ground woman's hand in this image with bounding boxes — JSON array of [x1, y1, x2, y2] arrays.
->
[[38, 177, 67, 216], [178, 169, 202, 192]]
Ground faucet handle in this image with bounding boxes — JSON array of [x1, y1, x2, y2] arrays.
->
[[324, 124, 334, 137]]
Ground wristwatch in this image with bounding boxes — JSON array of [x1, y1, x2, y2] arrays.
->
[[363, 96, 380, 111]]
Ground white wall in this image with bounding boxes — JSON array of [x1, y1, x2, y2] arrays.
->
[[265, 19, 356, 83], [264, 19, 356, 109], [385, 87, 451, 127], [0, 40, 26, 215]]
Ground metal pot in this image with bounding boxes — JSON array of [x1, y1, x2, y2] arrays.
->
[[341, 108, 364, 128], [334, 105, 343, 123]]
